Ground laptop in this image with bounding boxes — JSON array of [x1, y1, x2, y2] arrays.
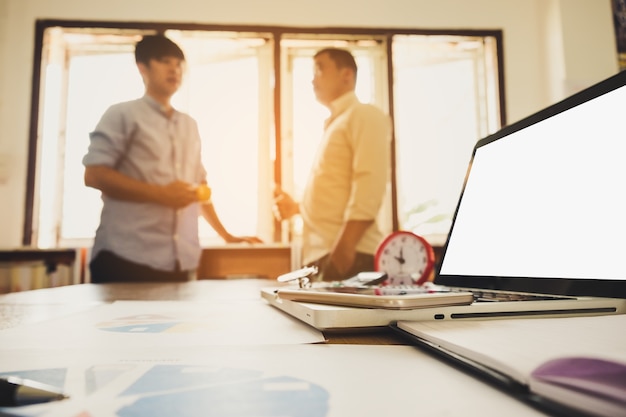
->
[[262, 70, 626, 330]]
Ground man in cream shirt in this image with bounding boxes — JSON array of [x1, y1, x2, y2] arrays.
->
[[275, 48, 391, 281]]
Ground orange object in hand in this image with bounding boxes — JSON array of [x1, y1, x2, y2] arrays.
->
[[196, 184, 212, 202]]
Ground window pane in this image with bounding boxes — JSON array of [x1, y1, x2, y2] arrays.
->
[[289, 55, 327, 199], [392, 35, 500, 245], [181, 54, 262, 242], [172, 34, 272, 243], [51, 32, 272, 246], [60, 52, 142, 242], [282, 42, 392, 246], [286, 48, 382, 200]]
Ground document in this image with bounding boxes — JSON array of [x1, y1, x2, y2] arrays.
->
[[395, 315, 626, 417], [0, 345, 548, 417], [0, 300, 325, 349]]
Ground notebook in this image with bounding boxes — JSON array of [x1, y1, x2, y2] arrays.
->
[[262, 70, 626, 330], [391, 315, 626, 417]]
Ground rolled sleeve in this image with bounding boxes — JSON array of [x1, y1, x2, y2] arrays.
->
[[83, 103, 135, 168]]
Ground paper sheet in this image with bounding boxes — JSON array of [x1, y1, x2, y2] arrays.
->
[[0, 300, 325, 349], [0, 345, 549, 417]]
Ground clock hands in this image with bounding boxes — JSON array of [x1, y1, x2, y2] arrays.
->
[[394, 247, 406, 266]]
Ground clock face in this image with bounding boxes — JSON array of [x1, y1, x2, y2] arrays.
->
[[374, 231, 435, 285]]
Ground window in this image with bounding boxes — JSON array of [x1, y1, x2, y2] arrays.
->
[[26, 21, 504, 249], [392, 35, 502, 245], [35, 28, 274, 247], [279, 37, 391, 247]]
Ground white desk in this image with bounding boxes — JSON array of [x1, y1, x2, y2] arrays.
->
[[0, 279, 551, 416]]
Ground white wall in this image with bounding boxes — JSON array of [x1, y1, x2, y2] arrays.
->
[[0, 0, 619, 247]]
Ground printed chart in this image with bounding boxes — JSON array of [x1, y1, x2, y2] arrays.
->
[[3, 364, 329, 417]]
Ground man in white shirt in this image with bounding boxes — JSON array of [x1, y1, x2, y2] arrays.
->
[[275, 48, 391, 281]]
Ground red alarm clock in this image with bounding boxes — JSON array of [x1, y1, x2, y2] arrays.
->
[[374, 231, 435, 285]]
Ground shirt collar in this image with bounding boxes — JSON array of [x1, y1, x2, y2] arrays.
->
[[328, 91, 358, 118], [142, 95, 179, 119]]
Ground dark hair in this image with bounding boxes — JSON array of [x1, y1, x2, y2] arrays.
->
[[135, 35, 185, 65], [314, 48, 358, 79]]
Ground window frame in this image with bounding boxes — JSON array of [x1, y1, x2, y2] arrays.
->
[[24, 19, 506, 246]]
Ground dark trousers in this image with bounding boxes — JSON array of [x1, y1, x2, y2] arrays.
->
[[311, 252, 374, 282], [89, 250, 191, 283]]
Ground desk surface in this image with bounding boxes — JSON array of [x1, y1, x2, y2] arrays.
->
[[0, 280, 556, 417], [0, 279, 407, 345]]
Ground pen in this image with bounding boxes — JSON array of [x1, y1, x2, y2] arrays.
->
[[277, 266, 318, 283], [0, 376, 68, 407]]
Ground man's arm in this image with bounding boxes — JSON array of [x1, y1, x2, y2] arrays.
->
[[84, 165, 196, 209], [328, 219, 374, 275], [200, 203, 263, 244]]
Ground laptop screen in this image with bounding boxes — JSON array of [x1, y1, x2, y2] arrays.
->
[[437, 71, 626, 298]]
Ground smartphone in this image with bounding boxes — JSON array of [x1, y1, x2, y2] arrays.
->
[[275, 287, 474, 310]]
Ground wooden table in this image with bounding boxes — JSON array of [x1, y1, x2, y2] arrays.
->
[[0, 279, 408, 345]]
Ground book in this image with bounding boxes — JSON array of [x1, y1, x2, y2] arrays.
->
[[394, 315, 626, 417]]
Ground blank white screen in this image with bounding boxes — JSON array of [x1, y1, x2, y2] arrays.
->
[[440, 83, 626, 280]]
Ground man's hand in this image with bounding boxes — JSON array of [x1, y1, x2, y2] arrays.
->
[[200, 201, 264, 244], [273, 189, 299, 221], [85, 166, 195, 209], [158, 181, 197, 209], [328, 245, 357, 277], [327, 219, 375, 277], [223, 235, 264, 244]]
